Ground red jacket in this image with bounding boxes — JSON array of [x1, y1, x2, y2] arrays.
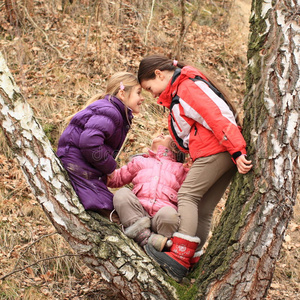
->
[[157, 66, 247, 161]]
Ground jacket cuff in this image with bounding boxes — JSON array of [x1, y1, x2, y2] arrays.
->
[[231, 150, 247, 164]]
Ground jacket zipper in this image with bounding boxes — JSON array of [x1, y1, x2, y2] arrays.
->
[[170, 111, 183, 132]]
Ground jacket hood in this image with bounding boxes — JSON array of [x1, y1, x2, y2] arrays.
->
[[104, 94, 134, 125], [100, 94, 133, 125], [148, 145, 176, 161], [157, 66, 209, 108]]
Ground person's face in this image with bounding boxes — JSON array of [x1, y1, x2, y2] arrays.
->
[[151, 133, 173, 152], [123, 84, 144, 114], [141, 70, 172, 98]]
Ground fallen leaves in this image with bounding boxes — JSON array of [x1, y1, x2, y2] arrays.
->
[[0, 0, 299, 299]]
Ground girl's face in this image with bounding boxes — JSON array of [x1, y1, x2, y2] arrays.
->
[[122, 84, 144, 114], [141, 70, 173, 98], [151, 133, 173, 152]]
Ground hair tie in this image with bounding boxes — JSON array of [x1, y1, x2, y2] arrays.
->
[[173, 60, 178, 66], [120, 82, 125, 90]]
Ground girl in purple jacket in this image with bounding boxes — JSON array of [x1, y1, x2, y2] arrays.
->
[[107, 134, 189, 251], [57, 72, 144, 214]]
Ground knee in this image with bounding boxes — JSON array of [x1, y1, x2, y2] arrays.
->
[[113, 187, 132, 208], [154, 207, 180, 238], [177, 192, 201, 205], [156, 206, 179, 225]]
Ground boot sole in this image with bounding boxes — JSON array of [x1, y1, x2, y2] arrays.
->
[[144, 243, 188, 282]]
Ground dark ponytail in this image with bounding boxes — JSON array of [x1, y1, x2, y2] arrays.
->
[[138, 54, 186, 83], [138, 54, 241, 126]]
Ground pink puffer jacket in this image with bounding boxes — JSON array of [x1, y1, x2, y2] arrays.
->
[[108, 145, 189, 216]]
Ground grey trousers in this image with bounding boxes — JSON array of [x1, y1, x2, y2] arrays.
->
[[113, 187, 180, 238], [178, 152, 236, 249]]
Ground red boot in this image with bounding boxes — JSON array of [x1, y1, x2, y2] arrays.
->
[[144, 232, 200, 282], [190, 250, 203, 270]]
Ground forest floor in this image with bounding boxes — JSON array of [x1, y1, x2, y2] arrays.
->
[[0, 0, 299, 299]]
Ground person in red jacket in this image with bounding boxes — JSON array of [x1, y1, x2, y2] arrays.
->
[[107, 134, 189, 251], [137, 54, 253, 282]]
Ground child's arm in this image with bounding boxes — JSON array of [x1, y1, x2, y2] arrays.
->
[[175, 163, 190, 186], [106, 171, 115, 186], [183, 156, 192, 169], [107, 158, 140, 188], [79, 114, 119, 175]]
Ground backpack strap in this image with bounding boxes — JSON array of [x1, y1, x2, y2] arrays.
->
[[171, 68, 182, 85], [190, 75, 226, 100], [170, 68, 232, 112]]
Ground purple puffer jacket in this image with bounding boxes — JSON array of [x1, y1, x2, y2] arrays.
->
[[108, 145, 189, 216], [57, 95, 133, 212]]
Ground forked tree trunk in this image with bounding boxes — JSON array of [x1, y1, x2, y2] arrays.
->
[[0, 0, 299, 299], [193, 0, 300, 299], [0, 54, 178, 300]]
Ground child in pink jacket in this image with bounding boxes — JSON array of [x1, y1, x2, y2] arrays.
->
[[107, 134, 189, 251]]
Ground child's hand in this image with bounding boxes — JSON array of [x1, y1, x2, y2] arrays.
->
[[236, 155, 253, 174], [183, 157, 193, 169], [106, 171, 115, 185]]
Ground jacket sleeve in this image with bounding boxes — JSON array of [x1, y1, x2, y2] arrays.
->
[[177, 167, 189, 186], [78, 112, 119, 175], [178, 80, 247, 156], [107, 158, 140, 188]]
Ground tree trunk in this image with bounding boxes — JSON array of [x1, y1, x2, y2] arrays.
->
[[193, 0, 300, 299], [4, 0, 34, 25], [23, 0, 34, 16], [4, 0, 19, 25], [174, 0, 201, 59], [0, 0, 299, 298], [0, 53, 178, 300]]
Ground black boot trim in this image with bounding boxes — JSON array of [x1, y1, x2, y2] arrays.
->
[[144, 243, 188, 282]]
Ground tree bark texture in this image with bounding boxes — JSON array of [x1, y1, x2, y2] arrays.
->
[[192, 0, 300, 299], [0, 52, 178, 300]]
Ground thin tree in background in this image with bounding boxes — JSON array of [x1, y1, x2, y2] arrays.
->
[[4, 0, 18, 24], [4, 0, 34, 25], [174, 0, 201, 59]]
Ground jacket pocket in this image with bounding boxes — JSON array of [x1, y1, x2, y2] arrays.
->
[[132, 184, 143, 196], [162, 186, 178, 204]]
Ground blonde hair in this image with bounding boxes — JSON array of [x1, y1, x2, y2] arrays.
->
[[66, 72, 138, 124]]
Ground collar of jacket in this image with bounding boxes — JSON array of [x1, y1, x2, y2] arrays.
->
[[105, 94, 133, 125], [148, 145, 176, 161], [156, 66, 209, 109]]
